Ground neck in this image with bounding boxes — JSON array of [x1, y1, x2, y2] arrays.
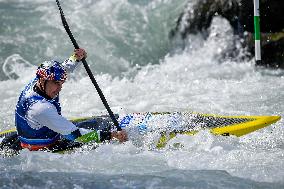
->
[[34, 80, 52, 100]]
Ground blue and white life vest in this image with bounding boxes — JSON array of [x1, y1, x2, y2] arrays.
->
[[15, 78, 61, 146]]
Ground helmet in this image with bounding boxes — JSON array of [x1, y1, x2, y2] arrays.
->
[[36, 60, 67, 81]]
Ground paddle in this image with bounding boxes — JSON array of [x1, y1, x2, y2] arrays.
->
[[55, 0, 121, 131]]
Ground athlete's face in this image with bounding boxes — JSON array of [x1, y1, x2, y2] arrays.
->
[[45, 80, 65, 98]]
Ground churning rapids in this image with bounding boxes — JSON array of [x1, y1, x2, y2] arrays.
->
[[0, 0, 283, 188]]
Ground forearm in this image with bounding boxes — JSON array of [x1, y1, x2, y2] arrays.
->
[[62, 48, 87, 73], [62, 54, 81, 73]]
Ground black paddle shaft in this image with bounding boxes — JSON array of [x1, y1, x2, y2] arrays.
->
[[55, 0, 121, 131]]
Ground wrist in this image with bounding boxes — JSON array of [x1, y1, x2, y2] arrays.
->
[[70, 54, 80, 62]]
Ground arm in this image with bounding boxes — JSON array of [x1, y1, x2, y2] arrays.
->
[[62, 48, 87, 73], [26, 101, 92, 140], [26, 101, 127, 142], [26, 101, 78, 135]]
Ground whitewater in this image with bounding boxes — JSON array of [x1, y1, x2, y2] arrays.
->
[[0, 0, 283, 188]]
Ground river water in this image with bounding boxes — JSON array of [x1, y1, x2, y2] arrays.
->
[[0, 0, 283, 188]]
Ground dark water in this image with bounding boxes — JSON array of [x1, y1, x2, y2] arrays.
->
[[1, 169, 283, 189]]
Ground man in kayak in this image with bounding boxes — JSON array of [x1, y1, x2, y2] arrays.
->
[[13, 48, 127, 152]]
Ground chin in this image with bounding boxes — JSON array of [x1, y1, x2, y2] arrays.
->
[[51, 93, 59, 99]]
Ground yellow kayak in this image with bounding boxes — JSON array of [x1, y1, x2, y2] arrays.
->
[[0, 112, 281, 149]]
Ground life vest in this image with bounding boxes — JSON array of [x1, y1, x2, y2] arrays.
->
[[15, 78, 61, 150]]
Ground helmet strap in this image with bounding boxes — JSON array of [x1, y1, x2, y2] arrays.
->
[[43, 80, 48, 92], [37, 79, 50, 99]]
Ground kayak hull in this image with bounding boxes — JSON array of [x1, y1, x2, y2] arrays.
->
[[0, 112, 281, 151]]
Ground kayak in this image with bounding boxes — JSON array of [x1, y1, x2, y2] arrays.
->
[[0, 111, 281, 152]]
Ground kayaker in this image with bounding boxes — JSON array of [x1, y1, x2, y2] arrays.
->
[[14, 48, 127, 151]]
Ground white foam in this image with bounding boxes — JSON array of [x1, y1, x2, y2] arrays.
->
[[2, 49, 282, 183]]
